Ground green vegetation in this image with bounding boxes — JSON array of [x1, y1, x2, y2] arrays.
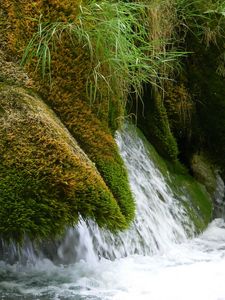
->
[[0, 0, 224, 241], [21, 1, 184, 114], [0, 2, 135, 241], [185, 36, 225, 177], [20, 0, 225, 168], [0, 84, 131, 242], [136, 88, 179, 161], [173, 176, 213, 233]]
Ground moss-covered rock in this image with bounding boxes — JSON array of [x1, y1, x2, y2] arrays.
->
[[50, 95, 135, 225], [173, 175, 213, 233], [0, 84, 130, 241], [0, 0, 135, 239]]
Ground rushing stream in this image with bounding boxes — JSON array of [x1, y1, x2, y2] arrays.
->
[[1, 124, 225, 300]]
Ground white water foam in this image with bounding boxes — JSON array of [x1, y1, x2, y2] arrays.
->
[[1, 219, 225, 300]]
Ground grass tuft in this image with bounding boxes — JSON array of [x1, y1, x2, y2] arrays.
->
[[21, 1, 186, 107]]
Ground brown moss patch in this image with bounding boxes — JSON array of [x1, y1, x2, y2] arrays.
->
[[0, 84, 128, 241]]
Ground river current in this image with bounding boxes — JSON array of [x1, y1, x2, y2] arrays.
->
[[0, 124, 225, 300]]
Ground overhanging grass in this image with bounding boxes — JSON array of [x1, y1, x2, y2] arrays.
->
[[21, 1, 186, 107]]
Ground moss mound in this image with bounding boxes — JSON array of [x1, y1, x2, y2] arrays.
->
[[163, 81, 194, 142], [0, 0, 135, 241], [0, 84, 129, 241], [49, 94, 135, 225]]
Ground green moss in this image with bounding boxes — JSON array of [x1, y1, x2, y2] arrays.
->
[[0, 0, 136, 237], [0, 167, 72, 241], [97, 158, 135, 224], [0, 50, 31, 87], [53, 97, 135, 225], [0, 84, 129, 242], [136, 87, 179, 161], [163, 81, 194, 140], [170, 174, 213, 233]]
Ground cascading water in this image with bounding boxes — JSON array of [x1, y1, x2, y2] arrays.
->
[[1, 123, 225, 300], [54, 124, 193, 263]]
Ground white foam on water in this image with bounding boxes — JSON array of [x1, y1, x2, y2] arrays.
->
[[1, 219, 225, 300]]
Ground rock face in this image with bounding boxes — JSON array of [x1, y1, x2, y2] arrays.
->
[[0, 84, 128, 241]]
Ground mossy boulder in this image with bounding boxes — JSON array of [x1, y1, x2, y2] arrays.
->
[[0, 84, 130, 242], [0, 0, 135, 228], [0, 0, 136, 241], [48, 94, 135, 225]]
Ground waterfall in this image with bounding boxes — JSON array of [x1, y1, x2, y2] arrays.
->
[[56, 123, 194, 263], [0, 123, 194, 264]]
